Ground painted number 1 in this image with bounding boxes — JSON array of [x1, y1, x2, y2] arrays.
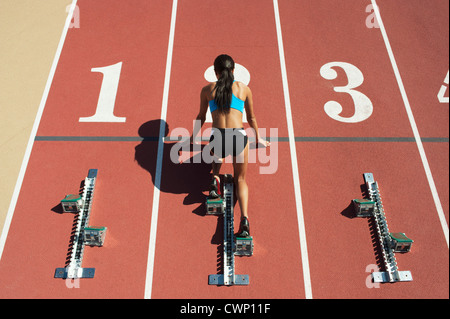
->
[[320, 62, 373, 123], [79, 62, 126, 123]]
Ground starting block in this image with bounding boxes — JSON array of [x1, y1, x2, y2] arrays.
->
[[352, 199, 376, 217], [55, 169, 107, 279], [352, 173, 413, 283], [206, 197, 224, 215], [61, 194, 83, 213], [389, 232, 413, 253], [84, 226, 107, 247], [235, 236, 254, 256], [208, 174, 252, 286]]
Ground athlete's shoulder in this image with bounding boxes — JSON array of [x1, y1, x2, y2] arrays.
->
[[201, 83, 215, 99], [234, 80, 248, 89], [202, 82, 215, 91], [234, 81, 251, 97]]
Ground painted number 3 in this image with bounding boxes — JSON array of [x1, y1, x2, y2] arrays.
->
[[320, 62, 373, 123]]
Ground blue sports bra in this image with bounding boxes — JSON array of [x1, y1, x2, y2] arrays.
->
[[209, 93, 245, 113]]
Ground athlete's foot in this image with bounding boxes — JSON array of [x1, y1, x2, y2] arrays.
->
[[236, 217, 250, 237], [209, 175, 221, 199]]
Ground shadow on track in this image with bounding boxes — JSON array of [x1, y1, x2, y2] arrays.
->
[[134, 119, 212, 216]]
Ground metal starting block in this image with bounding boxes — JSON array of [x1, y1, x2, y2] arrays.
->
[[389, 232, 413, 253], [61, 194, 83, 213], [55, 169, 106, 279], [353, 173, 413, 283], [84, 226, 107, 247], [208, 174, 251, 286], [235, 237, 253, 256], [352, 199, 376, 217], [206, 197, 224, 215]]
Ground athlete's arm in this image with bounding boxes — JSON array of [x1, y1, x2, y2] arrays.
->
[[244, 86, 270, 148], [191, 86, 209, 143]]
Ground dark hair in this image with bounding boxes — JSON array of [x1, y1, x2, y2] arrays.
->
[[213, 54, 235, 112]]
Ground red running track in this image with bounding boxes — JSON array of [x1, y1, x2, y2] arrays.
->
[[0, 0, 448, 299]]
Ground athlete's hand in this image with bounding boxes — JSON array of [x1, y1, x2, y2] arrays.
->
[[190, 136, 201, 145], [256, 137, 270, 148]]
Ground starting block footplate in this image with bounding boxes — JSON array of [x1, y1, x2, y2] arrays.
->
[[206, 198, 224, 215], [235, 237, 253, 256]]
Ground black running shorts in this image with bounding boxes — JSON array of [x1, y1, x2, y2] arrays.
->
[[209, 128, 248, 158]]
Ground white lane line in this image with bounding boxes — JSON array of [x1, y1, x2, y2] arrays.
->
[[144, 0, 178, 299], [371, 0, 449, 248], [0, 0, 79, 263], [273, 0, 313, 299]]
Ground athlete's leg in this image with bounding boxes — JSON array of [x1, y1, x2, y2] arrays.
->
[[209, 129, 224, 198], [233, 143, 249, 219], [209, 158, 223, 198], [212, 159, 222, 179]]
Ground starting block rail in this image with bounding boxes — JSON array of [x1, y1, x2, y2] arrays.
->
[[353, 173, 413, 283], [208, 174, 251, 286], [55, 169, 106, 279]]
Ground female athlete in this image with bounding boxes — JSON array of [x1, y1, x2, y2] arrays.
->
[[191, 54, 270, 237]]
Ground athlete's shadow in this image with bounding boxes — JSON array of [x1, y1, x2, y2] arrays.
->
[[134, 119, 212, 215]]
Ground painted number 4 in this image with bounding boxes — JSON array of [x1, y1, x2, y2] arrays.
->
[[320, 62, 373, 123], [437, 70, 449, 103]]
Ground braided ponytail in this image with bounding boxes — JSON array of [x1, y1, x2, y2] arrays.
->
[[213, 54, 235, 113]]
